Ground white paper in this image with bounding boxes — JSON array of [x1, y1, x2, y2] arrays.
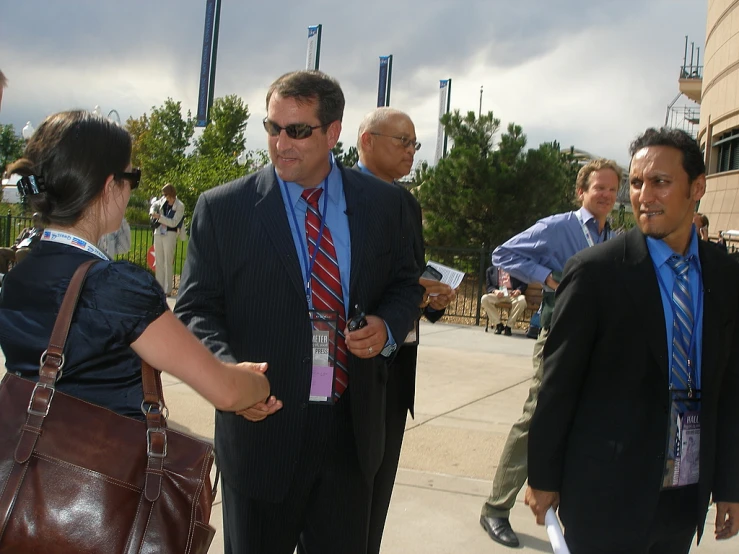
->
[[545, 508, 570, 554], [426, 260, 465, 292]]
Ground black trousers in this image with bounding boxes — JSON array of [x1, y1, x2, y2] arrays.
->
[[367, 365, 408, 553], [221, 392, 372, 554], [566, 486, 699, 554]]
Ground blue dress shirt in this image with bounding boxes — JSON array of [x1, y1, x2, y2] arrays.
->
[[492, 207, 612, 284], [276, 155, 351, 316], [646, 229, 703, 390]]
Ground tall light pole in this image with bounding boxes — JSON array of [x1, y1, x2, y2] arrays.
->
[[479, 86, 483, 118]]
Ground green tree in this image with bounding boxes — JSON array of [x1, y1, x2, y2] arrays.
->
[[162, 151, 251, 216], [331, 141, 359, 168], [415, 110, 578, 249], [0, 124, 25, 171], [194, 95, 250, 159], [126, 99, 194, 213]]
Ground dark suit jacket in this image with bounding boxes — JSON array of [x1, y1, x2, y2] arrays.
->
[[484, 265, 527, 295], [394, 184, 443, 417], [528, 227, 739, 547], [174, 163, 422, 502]]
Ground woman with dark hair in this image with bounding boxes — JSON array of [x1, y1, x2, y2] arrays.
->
[[0, 110, 272, 420]]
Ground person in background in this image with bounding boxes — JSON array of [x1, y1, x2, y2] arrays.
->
[[150, 184, 184, 296], [0, 212, 44, 272], [355, 106, 455, 553], [481, 264, 528, 336], [479, 158, 620, 548], [97, 217, 131, 259]]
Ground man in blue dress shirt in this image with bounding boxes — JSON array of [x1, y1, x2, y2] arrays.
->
[[175, 71, 421, 554], [526, 128, 739, 552], [480, 159, 620, 547]]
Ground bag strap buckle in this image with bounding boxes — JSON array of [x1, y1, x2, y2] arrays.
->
[[146, 427, 168, 459], [27, 381, 55, 417]]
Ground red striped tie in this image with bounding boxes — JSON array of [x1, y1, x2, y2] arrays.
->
[[302, 188, 348, 399]]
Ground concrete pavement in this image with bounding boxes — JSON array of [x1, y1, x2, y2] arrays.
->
[[1, 303, 736, 553]]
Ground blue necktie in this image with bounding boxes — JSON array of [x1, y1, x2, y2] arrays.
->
[[666, 255, 693, 391]]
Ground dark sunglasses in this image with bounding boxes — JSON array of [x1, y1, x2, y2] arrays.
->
[[369, 132, 421, 151], [263, 117, 325, 140], [115, 167, 141, 190]]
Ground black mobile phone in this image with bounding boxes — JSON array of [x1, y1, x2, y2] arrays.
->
[[347, 304, 368, 332], [421, 265, 443, 281]]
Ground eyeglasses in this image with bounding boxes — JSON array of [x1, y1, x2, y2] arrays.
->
[[369, 133, 421, 151], [115, 167, 141, 190], [263, 118, 325, 139]]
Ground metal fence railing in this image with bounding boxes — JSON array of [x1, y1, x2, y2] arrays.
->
[[425, 246, 493, 326], [1, 212, 188, 292]]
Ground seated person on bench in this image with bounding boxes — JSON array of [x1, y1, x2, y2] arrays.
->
[[481, 265, 527, 336]]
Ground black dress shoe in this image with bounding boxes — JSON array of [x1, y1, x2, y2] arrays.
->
[[494, 323, 505, 335], [504, 326, 512, 336], [479, 515, 520, 547]]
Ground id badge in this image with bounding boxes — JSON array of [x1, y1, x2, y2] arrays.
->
[[308, 310, 338, 404], [159, 225, 167, 235], [661, 390, 701, 489]]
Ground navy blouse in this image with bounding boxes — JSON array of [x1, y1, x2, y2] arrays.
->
[[0, 241, 167, 420]]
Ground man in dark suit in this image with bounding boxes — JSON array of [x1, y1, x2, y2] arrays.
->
[[355, 106, 456, 553], [526, 128, 739, 553], [174, 71, 422, 554]]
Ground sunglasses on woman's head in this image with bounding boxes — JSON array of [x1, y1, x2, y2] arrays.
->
[[115, 168, 141, 190], [263, 118, 325, 140]]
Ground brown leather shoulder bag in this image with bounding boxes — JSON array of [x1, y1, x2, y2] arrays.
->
[[0, 260, 216, 553]]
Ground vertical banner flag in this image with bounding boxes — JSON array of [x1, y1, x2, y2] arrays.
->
[[196, 0, 218, 126], [385, 55, 394, 106], [306, 25, 322, 70], [377, 56, 390, 107], [434, 79, 451, 164]]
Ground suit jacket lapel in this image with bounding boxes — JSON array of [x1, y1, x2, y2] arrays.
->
[[255, 166, 307, 302], [623, 228, 669, 378], [342, 167, 367, 297], [698, 242, 721, 396]]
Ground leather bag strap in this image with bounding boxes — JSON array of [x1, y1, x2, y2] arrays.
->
[[1, 259, 99, 540]]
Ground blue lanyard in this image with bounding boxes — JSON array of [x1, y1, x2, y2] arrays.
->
[[654, 258, 702, 391], [283, 175, 330, 309]]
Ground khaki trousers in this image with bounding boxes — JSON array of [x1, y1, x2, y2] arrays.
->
[[481, 328, 549, 518], [481, 293, 528, 328], [154, 230, 178, 294]]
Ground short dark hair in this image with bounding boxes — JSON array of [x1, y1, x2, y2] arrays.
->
[[162, 183, 176, 197], [265, 70, 345, 126], [7, 110, 131, 227], [629, 127, 705, 182]]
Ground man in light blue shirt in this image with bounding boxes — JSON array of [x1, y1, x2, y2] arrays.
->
[[480, 159, 620, 547]]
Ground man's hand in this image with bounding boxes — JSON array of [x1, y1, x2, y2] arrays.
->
[[494, 290, 505, 299], [151, 213, 161, 221], [545, 273, 559, 291], [510, 289, 522, 298], [236, 395, 283, 422], [715, 502, 739, 540], [525, 486, 560, 525], [345, 315, 388, 358], [429, 289, 456, 311], [419, 277, 454, 308]]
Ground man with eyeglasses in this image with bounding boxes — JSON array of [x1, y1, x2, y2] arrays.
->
[[355, 106, 455, 553], [175, 71, 422, 554]]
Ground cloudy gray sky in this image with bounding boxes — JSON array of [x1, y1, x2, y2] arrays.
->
[[1, 0, 706, 167]]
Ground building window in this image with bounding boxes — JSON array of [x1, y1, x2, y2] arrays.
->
[[716, 130, 739, 173]]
